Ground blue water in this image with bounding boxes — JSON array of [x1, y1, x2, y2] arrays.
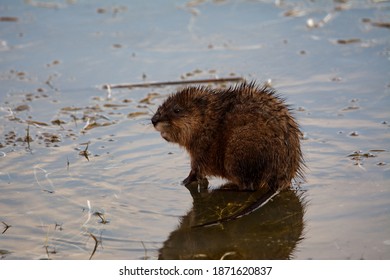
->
[[0, 0, 389, 259]]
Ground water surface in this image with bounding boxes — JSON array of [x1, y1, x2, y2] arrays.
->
[[0, 0, 389, 259]]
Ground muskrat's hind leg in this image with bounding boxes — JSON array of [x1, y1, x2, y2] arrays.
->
[[226, 158, 264, 191]]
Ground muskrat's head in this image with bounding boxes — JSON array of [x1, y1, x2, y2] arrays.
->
[[151, 87, 208, 146]]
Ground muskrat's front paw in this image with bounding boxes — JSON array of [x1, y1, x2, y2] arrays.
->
[[182, 176, 209, 192], [182, 169, 198, 185], [182, 175, 197, 186]]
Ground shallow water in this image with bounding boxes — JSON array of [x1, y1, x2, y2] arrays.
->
[[0, 0, 389, 259]]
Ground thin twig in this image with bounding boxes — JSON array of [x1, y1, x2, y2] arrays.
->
[[102, 77, 245, 90], [140, 241, 148, 260], [1, 221, 11, 234], [89, 232, 99, 260], [25, 125, 31, 150], [44, 245, 50, 259], [79, 142, 90, 161], [94, 212, 109, 224]]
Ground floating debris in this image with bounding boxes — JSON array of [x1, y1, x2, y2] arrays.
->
[[103, 103, 127, 108], [105, 84, 112, 100], [51, 119, 66, 126], [102, 77, 245, 90], [363, 18, 390, 29], [0, 17, 18, 22], [371, 22, 390, 29], [347, 150, 385, 170], [128, 111, 149, 118], [25, 125, 33, 149], [306, 13, 333, 28], [82, 119, 113, 131], [40, 132, 61, 144], [93, 212, 109, 224], [139, 93, 161, 105], [369, 149, 386, 153], [61, 106, 83, 112], [25, 0, 65, 9], [336, 38, 361, 45], [88, 232, 99, 260], [27, 120, 49, 127], [284, 9, 305, 17], [78, 142, 91, 161], [331, 76, 342, 82], [54, 222, 63, 231], [348, 151, 377, 158], [14, 104, 30, 112], [1, 221, 12, 234], [46, 60, 60, 67], [342, 105, 360, 111]]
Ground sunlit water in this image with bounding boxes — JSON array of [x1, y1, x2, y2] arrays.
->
[[0, 0, 389, 259]]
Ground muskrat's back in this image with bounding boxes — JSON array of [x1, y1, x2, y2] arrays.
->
[[151, 82, 304, 191]]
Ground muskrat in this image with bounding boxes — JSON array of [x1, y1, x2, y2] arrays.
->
[[151, 81, 304, 192]]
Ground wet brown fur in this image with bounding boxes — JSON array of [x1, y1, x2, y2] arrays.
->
[[151, 82, 304, 191]]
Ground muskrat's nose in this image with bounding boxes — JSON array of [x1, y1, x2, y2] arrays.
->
[[151, 113, 160, 126]]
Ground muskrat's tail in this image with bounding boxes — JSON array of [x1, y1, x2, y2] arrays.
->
[[192, 188, 280, 228]]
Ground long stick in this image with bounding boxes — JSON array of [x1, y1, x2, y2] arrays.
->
[[102, 77, 245, 90]]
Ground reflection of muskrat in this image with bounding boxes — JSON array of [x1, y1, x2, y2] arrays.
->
[[159, 186, 305, 259], [152, 82, 304, 192]]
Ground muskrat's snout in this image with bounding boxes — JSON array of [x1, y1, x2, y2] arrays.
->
[[151, 111, 161, 126], [151, 109, 174, 142]]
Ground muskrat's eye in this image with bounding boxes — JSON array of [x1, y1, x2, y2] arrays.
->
[[173, 106, 182, 114]]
